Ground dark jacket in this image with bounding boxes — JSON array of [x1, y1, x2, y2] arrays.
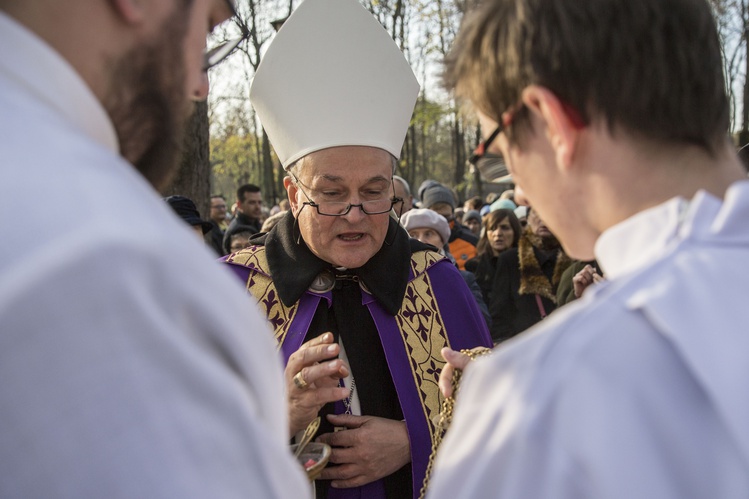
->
[[461, 269, 492, 330], [464, 252, 497, 305], [488, 232, 571, 343], [204, 222, 226, 257], [222, 212, 260, 254]]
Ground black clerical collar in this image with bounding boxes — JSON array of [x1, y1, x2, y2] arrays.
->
[[253, 212, 428, 315]]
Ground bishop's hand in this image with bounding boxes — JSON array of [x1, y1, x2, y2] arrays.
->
[[316, 414, 411, 488], [286, 332, 350, 435]]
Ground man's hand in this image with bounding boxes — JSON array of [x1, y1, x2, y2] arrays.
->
[[438, 347, 473, 398], [316, 414, 411, 488], [286, 332, 350, 435], [572, 264, 603, 298]]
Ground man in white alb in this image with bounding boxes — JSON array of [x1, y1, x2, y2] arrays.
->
[[0, 1, 308, 497], [428, 0, 749, 497]]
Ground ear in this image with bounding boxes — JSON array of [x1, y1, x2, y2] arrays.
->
[[283, 176, 302, 217], [110, 0, 146, 24], [520, 85, 580, 170]]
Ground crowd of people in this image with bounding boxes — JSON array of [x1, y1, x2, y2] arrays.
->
[[3, 0, 749, 498], [192, 179, 596, 349]]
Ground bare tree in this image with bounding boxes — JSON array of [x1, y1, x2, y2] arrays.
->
[[710, 0, 749, 144], [162, 101, 211, 217]]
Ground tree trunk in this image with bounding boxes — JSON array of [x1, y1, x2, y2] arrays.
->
[[452, 112, 466, 198], [161, 100, 211, 218]]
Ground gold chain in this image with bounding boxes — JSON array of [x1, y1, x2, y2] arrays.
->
[[418, 347, 492, 499]]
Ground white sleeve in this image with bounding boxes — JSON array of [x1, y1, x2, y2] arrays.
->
[[426, 354, 584, 499], [0, 242, 310, 499]]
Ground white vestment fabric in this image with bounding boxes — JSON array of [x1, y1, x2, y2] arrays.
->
[[428, 180, 749, 498], [0, 12, 309, 498]]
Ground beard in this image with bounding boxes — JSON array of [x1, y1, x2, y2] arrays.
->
[[104, 9, 194, 191]]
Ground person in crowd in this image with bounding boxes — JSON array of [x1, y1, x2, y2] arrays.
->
[[0, 0, 309, 497], [227, 227, 255, 254], [463, 196, 483, 212], [223, 223, 257, 255], [556, 260, 603, 306], [204, 194, 228, 255], [392, 175, 414, 217], [260, 205, 271, 223], [489, 197, 516, 212], [429, 0, 749, 497], [279, 199, 291, 211], [464, 208, 522, 304], [454, 206, 465, 223], [422, 183, 479, 270], [417, 179, 442, 207], [165, 195, 213, 239], [223, 183, 262, 250], [401, 208, 492, 328], [260, 210, 287, 233], [499, 189, 515, 202], [220, 1, 492, 497], [461, 209, 482, 236], [487, 207, 571, 343], [513, 205, 528, 228]]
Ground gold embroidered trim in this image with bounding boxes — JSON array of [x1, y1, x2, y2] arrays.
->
[[228, 247, 299, 348], [396, 250, 450, 444]]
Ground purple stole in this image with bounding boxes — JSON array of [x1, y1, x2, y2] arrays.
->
[[225, 248, 492, 499]]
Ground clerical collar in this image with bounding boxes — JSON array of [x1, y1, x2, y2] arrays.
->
[[253, 212, 428, 315]]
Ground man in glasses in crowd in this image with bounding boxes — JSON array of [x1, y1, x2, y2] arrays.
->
[[222, 0, 491, 497], [0, 0, 307, 496], [428, 0, 749, 497]]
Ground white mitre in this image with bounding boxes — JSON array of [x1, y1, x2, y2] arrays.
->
[[250, 0, 420, 169]]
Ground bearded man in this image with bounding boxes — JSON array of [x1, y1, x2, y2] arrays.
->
[[0, 0, 307, 496], [221, 0, 492, 497]]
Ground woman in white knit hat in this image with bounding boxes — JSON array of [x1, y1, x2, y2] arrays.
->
[[401, 209, 491, 328]]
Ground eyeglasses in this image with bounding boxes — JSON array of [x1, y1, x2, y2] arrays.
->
[[290, 173, 403, 216], [202, 1, 247, 71], [469, 102, 526, 167], [469, 127, 501, 166]]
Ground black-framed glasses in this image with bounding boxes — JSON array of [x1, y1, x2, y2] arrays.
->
[[469, 126, 501, 166], [469, 102, 526, 167], [291, 173, 403, 216]]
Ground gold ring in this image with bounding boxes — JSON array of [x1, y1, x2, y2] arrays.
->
[[293, 371, 309, 390]]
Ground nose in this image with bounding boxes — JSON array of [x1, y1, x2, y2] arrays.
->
[[191, 72, 210, 102], [341, 199, 368, 223]]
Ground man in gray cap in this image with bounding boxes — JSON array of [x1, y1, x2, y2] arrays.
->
[[421, 183, 479, 270], [0, 0, 307, 497]]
